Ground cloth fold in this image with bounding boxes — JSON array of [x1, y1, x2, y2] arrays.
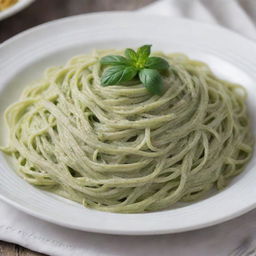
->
[[1, 0, 256, 255], [140, 0, 256, 40]]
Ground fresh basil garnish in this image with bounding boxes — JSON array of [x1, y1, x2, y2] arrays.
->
[[145, 57, 170, 71], [101, 65, 137, 86], [124, 48, 138, 63], [100, 45, 169, 95], [100, 55, 129, 66], [139, 69, 163, 95]]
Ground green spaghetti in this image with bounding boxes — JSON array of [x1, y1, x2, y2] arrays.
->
[[1, 49, 253, 213]]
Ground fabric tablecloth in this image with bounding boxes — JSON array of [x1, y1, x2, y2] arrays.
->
[[1, 0, 256, 255]]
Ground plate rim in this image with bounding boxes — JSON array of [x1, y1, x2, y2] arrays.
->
[[1, 11, 256, 235], [2, 10, 256, 47]]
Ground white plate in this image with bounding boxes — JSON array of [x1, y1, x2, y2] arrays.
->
[[0, 0, 34, 21], [1, 12, 256, 235]]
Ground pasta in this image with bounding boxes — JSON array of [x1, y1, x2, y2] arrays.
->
[[0, 0, 18, 11], [1, 50, 253, 213]]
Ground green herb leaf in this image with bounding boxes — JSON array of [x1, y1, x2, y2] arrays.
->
[[145, 57, 169, 71], [100, 45, 169, 95], [125, 48, 138, 62], [100, 55, 129, 66], [101, 65, 137, 86], [137, 45, 152, 60], [139, 69, 163, 95]]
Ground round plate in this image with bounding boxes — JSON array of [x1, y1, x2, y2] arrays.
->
[[0, 12, 256, 235], [0, 0, 34, 21]]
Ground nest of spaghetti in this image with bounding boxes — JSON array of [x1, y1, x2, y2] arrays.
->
[[2, 50, 253, 213]]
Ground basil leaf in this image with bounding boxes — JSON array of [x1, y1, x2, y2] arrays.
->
[[100, 55, 129, 66], [139, 69, 163, 95], [145, 57, 169, 71], [137, 45, 152, 60], [125, 48, 138, 62], [101, 65, 137, 86]]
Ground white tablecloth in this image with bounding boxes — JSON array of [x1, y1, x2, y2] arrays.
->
[[1, 1, 256, 255]]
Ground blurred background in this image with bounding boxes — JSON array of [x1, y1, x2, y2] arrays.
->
[[0, 0, 156, 42]]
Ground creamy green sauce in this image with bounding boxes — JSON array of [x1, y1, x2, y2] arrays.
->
[[1, 50, 253, 213]]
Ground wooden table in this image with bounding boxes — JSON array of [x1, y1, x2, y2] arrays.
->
[[0, 0, 155, 255]]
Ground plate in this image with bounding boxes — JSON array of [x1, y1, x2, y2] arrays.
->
[[0, 0, 34, 21], [0, 12, 256, 235]]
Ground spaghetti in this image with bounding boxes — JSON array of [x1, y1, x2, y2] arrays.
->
[[0, 0, 18, 11], [1, 50, 253, 213]]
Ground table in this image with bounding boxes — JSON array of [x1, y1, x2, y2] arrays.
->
[[0, 0, 155, 255]]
